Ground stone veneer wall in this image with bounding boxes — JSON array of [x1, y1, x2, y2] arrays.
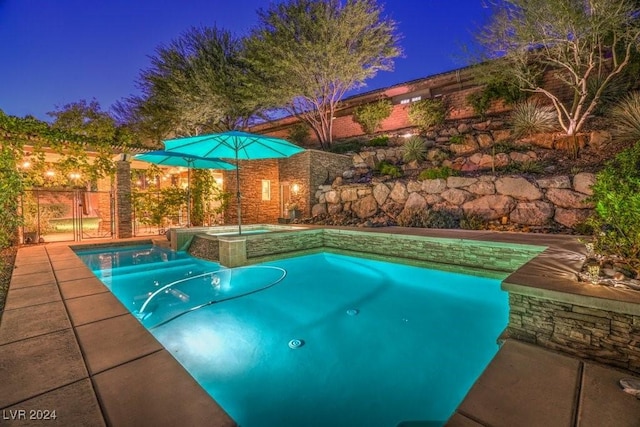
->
[[313, 173, 596, 229], [223, 159, 280, 225], [187, 228, 543, 273], [321, 229, 543, 272], [507, 293, 640, 373], [115, 160, 132, 238]]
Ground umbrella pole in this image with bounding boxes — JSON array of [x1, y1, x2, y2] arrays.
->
[[186, 167, 191, 227], [235, 154, 241, 235]]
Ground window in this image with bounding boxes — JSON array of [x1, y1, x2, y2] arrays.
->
[[411, 96, 422, 102], [400, 99, 410, 105], [261, 180, 271, 201]]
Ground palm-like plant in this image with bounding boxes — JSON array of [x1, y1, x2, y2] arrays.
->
[[402, 136, 427, 162], [510, 99, 557, 137], [611, 92, 640, 145]]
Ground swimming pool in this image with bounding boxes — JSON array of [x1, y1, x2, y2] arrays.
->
[[76, 245, 508, 427]]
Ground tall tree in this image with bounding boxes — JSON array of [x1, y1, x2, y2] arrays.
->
[[246, 0, 401, 148], [478, 0, 640, 136], [116, 26, 259, 139]]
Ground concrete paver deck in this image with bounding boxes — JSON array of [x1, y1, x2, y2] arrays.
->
[[0, 241, 235, 427]]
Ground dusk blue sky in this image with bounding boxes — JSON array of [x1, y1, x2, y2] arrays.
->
[[0, 1, 491, 121]]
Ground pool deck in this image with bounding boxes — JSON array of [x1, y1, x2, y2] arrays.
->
[[1, 229, 639, 426]]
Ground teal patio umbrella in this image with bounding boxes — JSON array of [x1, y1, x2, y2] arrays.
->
[[163, 131, 304, 234], [133, 150, 236, 227]]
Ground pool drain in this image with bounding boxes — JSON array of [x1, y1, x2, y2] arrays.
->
[[288, 339, 304, 349], [346, 309, 359, 316]]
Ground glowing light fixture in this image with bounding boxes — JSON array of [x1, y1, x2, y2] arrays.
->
[[21, 160, 31, 168], [69, 172, 81, 180], [292, 183, 300, 194], [45, 170, 55, 177]]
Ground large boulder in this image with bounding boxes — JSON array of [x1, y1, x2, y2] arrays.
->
[[352, 195, 378, 219], [325, 190, 340, 204], [373, 183, 391, 206], [462, 195, 517, 220], [449, 135, 479, 155], [468, 181, 496, 195], [536, 176, 571, 189], [546, 188, 594, 209], [447, 176, 478, 188], [406, 180, 422, 193], [389, 182, 409, 203], [341, 187, 359, 202], [573, 172, 596, 195], [327, 203, 343, 215], [441, 188, 472, 206], [476, 133, 493, 148], [311, 203, 327, 216], [554, 208, 591, 228], [421, 178, 447, 194], [510, 201, 554, 225], [404, 192, 427, 211], [495, 177, 542, 200], [425, 194, 444, 206]]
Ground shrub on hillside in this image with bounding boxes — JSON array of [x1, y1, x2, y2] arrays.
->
[[353, 99, 393, 135], [589, 142, 640, 268], [288, 122, 310, 145], [418, 166, 457, 180], [408, 98, 446, 130]]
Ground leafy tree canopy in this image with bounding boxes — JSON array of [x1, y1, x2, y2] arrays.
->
[[478, 0, 640, 136], [116, 26, 261, 140], [246, 0, 402, 148]]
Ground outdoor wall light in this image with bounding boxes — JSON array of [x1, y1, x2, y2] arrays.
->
[[45, 170, 55, 177], [69, 172, 81, 180], [215, 177, 223, 186], [21, 160, 31, 168], [292, 183, 300, 194]]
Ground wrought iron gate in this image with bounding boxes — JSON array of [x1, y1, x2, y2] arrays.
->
[[20, 189, 115, 244]]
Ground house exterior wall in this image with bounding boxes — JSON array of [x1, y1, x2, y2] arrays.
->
[[223, 159, 280, 225]]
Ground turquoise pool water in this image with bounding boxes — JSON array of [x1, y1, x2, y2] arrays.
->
[[76, 245, 508, 427]]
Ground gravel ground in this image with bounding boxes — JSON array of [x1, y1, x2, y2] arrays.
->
[[0, 246, 17, 314]]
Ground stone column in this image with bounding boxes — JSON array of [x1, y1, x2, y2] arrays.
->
[[115, 160, 133, 238]]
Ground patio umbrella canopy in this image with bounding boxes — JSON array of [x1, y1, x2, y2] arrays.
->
[[163, 131, 304, 234], [133, 150, 236, 227]]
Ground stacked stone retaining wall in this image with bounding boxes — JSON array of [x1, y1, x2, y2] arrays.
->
[[313, 173, 596, 229]]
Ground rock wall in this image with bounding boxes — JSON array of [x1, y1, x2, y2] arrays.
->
[[312, 172, 596, 229], [508, 293, 640, 373]]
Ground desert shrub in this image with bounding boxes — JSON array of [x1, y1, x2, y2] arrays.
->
[[352, 99, 393, 135], [288, 122, 310, 145], [467, 81, 526, 118], [408, 98, 446, 130], [396, 208, 430, 227], [460, 214, 487, 230], [588, 142, 640, 267], [449, 134, 464, 144], [329, 139, 362, 154], [610, 92, 640, 144], [368, 135, 389, 147], [418, 166, 457, 180], [510, 99, 557, 137], [426, 208, 461, 229], [375, 160, 402, 178], [397, 207, 462, 229], [402, 136, 427, 162]]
